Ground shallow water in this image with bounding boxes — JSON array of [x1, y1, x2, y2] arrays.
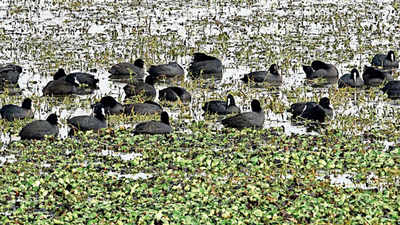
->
[[0, 0, 399, 145]]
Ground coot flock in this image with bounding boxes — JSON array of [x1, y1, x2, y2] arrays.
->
[[1, 50, 398, 140]]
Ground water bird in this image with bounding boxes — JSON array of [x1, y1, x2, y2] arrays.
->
[[202, 94, 240, 115], [302, 60, 338, 79], [109, 59, 145, 79], [99, 96, 124, 115], [371, 50, 399, 69], [362, 65, 393, 86], [338, 68, 364, 88], [53, 68, 99, 88], [67, 102, 107, 134], [19, 113, 59, 140], [240, 64, 282, 84], [221, 99, 264, 129], [158, 86, 191, 103], [382, 80, 400, 99], [134, 111, 172, 134], [188, 53, 223, 78], [123, 75, 157, 100], [124, 101, 163, 115], [148, 62, 184, 82], [288, 97, 332, 123], [0, 64, 22, 84], [42, 74, 81, 96], [0, 98, 34, 121]]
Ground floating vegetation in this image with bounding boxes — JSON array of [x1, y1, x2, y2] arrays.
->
[[1, 0, 400, 223]]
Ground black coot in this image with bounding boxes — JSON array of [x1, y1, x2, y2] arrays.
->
[[99, 96, 124, 115], [203, 94, 240, 115], [0, 64, 22, 84], [0, 98, 34, 121], [188, 53, 223, 78], [53, 68, 67, 80], [371, 51, 399, 69], [302, 61, 338, 79], [382, 80, 400, 99], [288, 97, 332, 122], [124, 101, 162, 115], [362, 65, 393, 86], [338, 68, 364, 88], [67, 103, 107, 134], [221, 99, 264, 129], [148, 62, 184, 81], [158, 86, 191, 103], [19, 113, 59, 140], [124, 75, 157, 100], [54, 68, 99, 88], [134, 111, 172, 134], [109, 59, 145, 80], [241, 64, 282, 84], [42, 74, 79, 96]]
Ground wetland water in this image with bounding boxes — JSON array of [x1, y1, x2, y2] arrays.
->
[[1, 0, 400, 223], [0, 0, 398, 140]]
